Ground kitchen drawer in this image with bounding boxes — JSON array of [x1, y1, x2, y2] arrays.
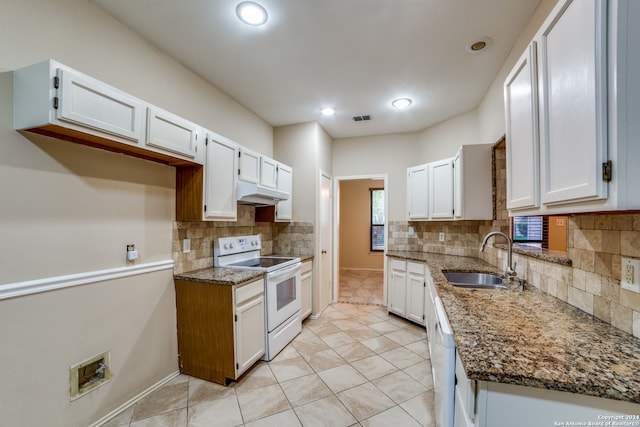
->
[[235, 279, 264, 305], [390, 259, 406, 271], [408, 261, 425, 275], [301, 260, 312, 275]]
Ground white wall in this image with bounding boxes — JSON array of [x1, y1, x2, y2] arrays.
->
[[416, 109, 480, 160], [274, 122, 318, 222], [332, 133, 420, 221], [0, 0, 273, 425]]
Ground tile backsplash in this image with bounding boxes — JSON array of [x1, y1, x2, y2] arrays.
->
[[172, 205, 314, 274], [389, 140, 640, 338]]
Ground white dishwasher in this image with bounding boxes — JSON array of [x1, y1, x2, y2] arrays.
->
[[433, 297, 456, 427]]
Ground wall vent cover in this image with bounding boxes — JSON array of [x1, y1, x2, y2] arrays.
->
[[352, 115, 371, 121]]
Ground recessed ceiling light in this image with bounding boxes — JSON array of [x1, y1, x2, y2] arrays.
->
[[236, 1, 268, 26], [391, 98, 412, 109], [321, 107, 336, 116], [466, 36, 492, 54]]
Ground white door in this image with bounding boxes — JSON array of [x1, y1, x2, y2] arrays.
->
[[406, 262, 425, 325], [276, 163, 293, 221], [56, 68, 144, 143], [204, 135, 238, 220], [453, 150, 463, 219], [504, 43, 540, 210], [238, 148, 260, 183], [260, 156, 278, 189], [146, 106, 199, 160], [407, 164, 429, 220], [388, 259, 407, 316], [318, 172, 332, 313], [430, 158, 454, 219], [538, 0, 608, 205], [236, 286, 266, 376]]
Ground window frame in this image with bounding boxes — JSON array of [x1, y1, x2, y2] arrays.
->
[[370, 188, 384, 252]]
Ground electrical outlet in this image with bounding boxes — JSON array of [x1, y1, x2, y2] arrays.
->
[[439, 232, 445, 242], [126, 244, 138, 262], [621, 257, 640, 293], [183, 238, 191, 253]]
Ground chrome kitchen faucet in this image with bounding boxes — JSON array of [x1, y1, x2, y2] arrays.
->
[[480, 231, 525, 291]]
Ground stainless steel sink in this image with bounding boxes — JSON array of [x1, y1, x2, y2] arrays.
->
[[443, 271, 509, 290]]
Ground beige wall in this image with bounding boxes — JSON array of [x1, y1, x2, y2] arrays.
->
[[0, 0, 273, 425], [417, 109, 480, 160], [339, 179, 385, 270], [332, 133, 420, 222]]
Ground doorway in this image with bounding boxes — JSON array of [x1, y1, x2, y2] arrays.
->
[[333, 175, 388, 306]]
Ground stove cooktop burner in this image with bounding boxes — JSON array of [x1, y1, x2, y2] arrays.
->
[[227, 257, 296, 269]]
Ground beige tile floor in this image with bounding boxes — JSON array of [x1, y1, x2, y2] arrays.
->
[[337, 269, 385, 306], [102, 302, 435, 427]]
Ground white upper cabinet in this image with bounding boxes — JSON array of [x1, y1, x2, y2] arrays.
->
[[260, 156, 278, 189], [146, 106, 199, 161], [13, 59, 201, 166], [454, 144, 494, 220], [275, 163, 293, 221], [238, 147, 260, 184], [429, 158, 454, 219], [504, 43, 540, 211], [537, 0, 608, 206], [56, 68, 144, 143], [204, 133, 238, 221], [407, 164, 429, 220], [407, 144, 492, 221], [505, 0, 640, 215]]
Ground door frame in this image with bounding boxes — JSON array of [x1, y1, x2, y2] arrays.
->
[[332, 174, 389, 306]]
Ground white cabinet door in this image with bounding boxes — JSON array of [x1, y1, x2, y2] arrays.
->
[[388, 259, 407, 316], [235, 280, 266, 377], [260, 156, 278, 189], [204, 134, 238, 220], [239, 148, 260, 183], [300, 260, 313, 320], [538, 0, 608, 205], [504, 43, 540, 210], [406, 262, 426, 325], [56, 68, 144, 143], [146, 106, 199, 161], [407, 164, 429, 220], [430, 158, 454, 219], [276, 163, 293, 221]]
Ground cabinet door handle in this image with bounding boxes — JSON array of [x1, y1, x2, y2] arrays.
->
[[321, 250, 327, 254]]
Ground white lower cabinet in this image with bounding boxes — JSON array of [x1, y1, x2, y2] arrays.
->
[[388, 259, 407, 317], [406, 261, 426, 324], [300, 260, 313, 320], [387, 258, 426, 325], [234, 279, 266, 377]]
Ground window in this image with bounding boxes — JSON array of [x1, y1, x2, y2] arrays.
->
[[512, 216, 548, 248], [370, 188, 385, 251]]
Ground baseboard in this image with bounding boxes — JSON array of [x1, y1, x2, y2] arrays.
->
[[90, 370, 181, 427]]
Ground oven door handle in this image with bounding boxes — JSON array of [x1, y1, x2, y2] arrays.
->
[[267, 262, 301, 281]]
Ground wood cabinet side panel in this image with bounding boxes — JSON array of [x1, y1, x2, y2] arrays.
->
[[175, 279, 234, 384], [176, 166, 204, 221]]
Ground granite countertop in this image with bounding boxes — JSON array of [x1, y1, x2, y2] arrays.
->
[[386, 251, 640, 404], [174, 267, 264, 286]]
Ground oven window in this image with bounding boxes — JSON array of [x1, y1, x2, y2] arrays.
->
[[276, 276, 296, 310]]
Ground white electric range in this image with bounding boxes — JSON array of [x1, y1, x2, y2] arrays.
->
[[214, 235, 301, 360]]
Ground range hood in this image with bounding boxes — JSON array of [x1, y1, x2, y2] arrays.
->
[[237, 180, 289, 206]]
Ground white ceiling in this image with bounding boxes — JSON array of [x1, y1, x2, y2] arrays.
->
[[92, 0, 540, 139]]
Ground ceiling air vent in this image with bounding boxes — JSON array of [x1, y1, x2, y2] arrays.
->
[[352, 115, 371, 122]]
